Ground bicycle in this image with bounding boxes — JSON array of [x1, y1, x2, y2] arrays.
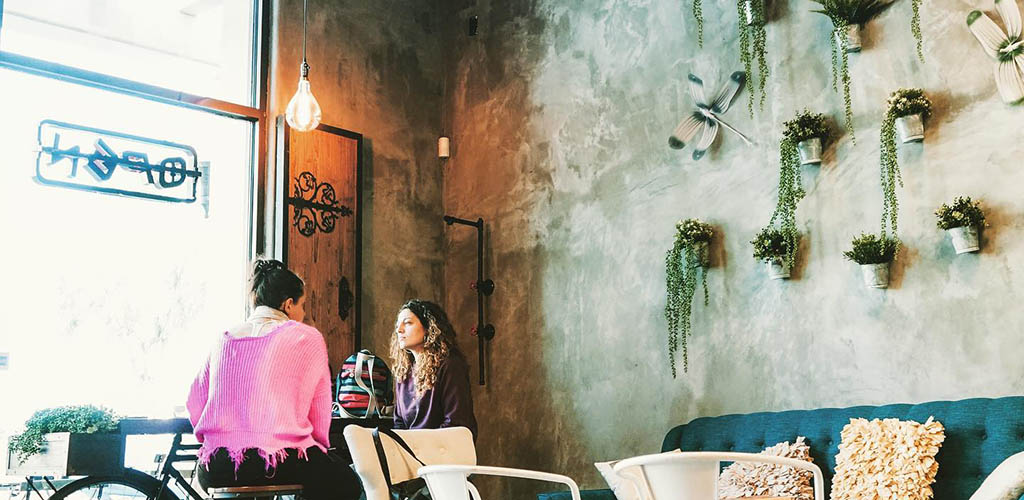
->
[[43, 416, 374, 500], [47, 419, 200, 500]]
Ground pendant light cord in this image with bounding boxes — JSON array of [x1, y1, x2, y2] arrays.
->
[[300, 0, 309, 78]]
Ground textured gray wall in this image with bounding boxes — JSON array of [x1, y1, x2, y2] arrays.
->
[[441, 0, 1024, 498], [270, 0, 446, 361]]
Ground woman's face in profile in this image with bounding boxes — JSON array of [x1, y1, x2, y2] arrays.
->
[[396, 309, 426, 351]]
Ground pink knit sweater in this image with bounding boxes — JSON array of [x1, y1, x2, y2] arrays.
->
[[186, 321, 332, 468]]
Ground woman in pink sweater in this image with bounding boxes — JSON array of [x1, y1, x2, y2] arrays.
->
[[187, 259, 361, 500]]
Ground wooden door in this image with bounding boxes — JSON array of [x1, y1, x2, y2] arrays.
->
[[275, 117, 362, 370]]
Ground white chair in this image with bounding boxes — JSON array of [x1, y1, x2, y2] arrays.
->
[[418, 465, 582, 500], [612, 451, 825, 500], [344, 426, 477, 500]]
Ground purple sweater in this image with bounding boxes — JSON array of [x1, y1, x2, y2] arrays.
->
[[186, 321, 332, 467], [394, 354, 477, 440]]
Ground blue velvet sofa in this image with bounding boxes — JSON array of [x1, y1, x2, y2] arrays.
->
[[538, 397, 1024, 500]]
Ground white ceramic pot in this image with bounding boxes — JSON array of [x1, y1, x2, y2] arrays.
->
[[948, 226, 980, 254], [896, 114, 925, 143], [860, 263, 889, 288], [841, 25, 862, 53], [797, 137, 823, 165], [767, 259, 791, 280]]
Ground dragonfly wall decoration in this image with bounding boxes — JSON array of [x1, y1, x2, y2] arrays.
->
[[967, 0, 1024, 104], [669, 71, 754, 161]]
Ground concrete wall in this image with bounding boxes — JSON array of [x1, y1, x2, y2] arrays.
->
[[441, 0, 1024, 498], [270, 0, 446, 360]]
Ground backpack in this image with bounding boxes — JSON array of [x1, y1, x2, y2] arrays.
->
[[334, 349, 393, 418]]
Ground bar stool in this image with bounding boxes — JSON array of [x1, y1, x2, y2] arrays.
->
[[207, 484, 303, 500]]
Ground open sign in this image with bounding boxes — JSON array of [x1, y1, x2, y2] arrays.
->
[[36, 120, 201, 203]]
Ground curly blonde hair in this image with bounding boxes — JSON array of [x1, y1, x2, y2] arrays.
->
[[389, 300, 461, 397]]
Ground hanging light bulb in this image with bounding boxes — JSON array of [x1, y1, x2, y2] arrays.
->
[[285, 0, 321, 132], [286, 62, 321, 131]]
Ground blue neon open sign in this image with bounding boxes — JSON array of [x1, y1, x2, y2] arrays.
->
[[35, 120, 202, 204]]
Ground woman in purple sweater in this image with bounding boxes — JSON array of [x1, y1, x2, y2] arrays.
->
[[187, 259, 361, 500], [389, 300, 477, 439]]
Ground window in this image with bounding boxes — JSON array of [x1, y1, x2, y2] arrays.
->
[[0, 0, 266, 473], [0, 0, 259, 106]]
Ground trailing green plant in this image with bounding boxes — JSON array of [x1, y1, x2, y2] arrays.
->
[[843, 233, 899, 264], [911, 0, 923, 62], [694, 0, 704, 48], [664, 218, 713, 376], [880, 88, 930, 237], [935, 196, 986, 230], [811, 0, 894, 139], [751, 227, 795, 262], [737, 0, 769, 114], [8, 405, 120, 462], [783, 109, 829, 144], [757, 110, 817, 269]]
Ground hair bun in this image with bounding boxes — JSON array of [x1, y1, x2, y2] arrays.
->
[[253, 259, 285, 276]]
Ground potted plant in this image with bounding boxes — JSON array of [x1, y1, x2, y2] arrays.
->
[[752, 227, 795, 279], [738, 0, 769, 114], [7, 405, 122, 476], [876, 89, 928, 244], [884, 87, 931, 144], [783, 110, 829, 165], [843, 233, 899, 288], [664, 218, 713, 376], [810, 0, 895, 138], [760, 113, 809, 278], [935, 196, 986, 254]]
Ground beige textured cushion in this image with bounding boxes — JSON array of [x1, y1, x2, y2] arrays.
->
[[970, 451, 1024, 500], [830, 417, 945, 500], [595, 449, 681, 500], [717, 436, 815, 500]]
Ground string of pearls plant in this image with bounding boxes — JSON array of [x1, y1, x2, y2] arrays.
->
[[664, 218, 713, 376]]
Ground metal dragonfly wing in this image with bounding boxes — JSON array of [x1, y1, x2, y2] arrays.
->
[[669, 71, 754, 161], [966, 0, 1024, 104]]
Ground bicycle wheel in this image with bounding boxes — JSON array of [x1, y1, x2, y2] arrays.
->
[[49, 469, 180, 500]]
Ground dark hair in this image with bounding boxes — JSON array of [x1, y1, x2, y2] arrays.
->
[[248, 258, 304, 310], [401, 300, 457, 340], [389, 299, 462, 396]]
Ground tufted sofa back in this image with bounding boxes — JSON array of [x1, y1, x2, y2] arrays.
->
[[662, 397, 1024, 499]]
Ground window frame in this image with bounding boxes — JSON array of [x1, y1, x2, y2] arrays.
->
[[0, 0, 273, 258]]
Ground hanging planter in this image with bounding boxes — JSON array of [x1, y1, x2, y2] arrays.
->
[[876, 88, 929, 259], [768, 259, 792, 279], [811, 0, 895, 139], [737, 0, 770, 114], [948, 226, 981, 254], [797, 138, 823, 165], [664, 218, 714, 376], [783, 110, 829, 166], [860, 263, 890, 288], [844, 233, 899, 289], [895, 113, 925, 143], [936, 196, 986, 254], [749, 112, 811, 284], [841, 24, 863, 52], [881, 90, 931, 181], [752, 228, 796, 280]]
